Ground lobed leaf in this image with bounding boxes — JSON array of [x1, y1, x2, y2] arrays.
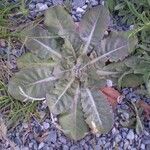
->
[[46, 77, 75, 115], [97, 31, 137, 62], [17, 52, 55, 68], [21, 25, 62, 60], [59, 84, 89, 140], [44, 5, 75, 36], [80, 5, 110, 54], [81, 88, 114, 134], [8, 66, 58, 101], [118, 71, 144, 88]]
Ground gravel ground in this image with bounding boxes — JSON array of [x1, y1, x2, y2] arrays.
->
[[1, 89, 150, 150], [0, 0, 150, 150]]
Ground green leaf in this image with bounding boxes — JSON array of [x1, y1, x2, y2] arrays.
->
[[118, 71, 144, 88], [59, 85, 89, 140], [46, 77, 75, 115], [44, 5, 75, 36], [79, 5, 110, 54], [146, 80, 150, 95], [82, 31, 137, 69], [81, 88, 114, 134], [8, 66, 58, 101], [22, 25, 62, 60], [17, 52, 55, 68], [97, 31, 137, 62]]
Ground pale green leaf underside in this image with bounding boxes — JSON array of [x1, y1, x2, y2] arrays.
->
[[59, 85, 89, 140], [97, 31, 137, 62], [81, 88, 114, 133], [46, 77, 75, 115], [59, 105, 89, 141], [17, 52, 55, 68], [44, 5, 75, 35], [22, 26, 62, 59], [80, 5, 110, 54], [8, 66, 56, 101]]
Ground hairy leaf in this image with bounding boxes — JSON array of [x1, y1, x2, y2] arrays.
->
[[8, 66, 58, 101], [59, 85, 89, 140], [79, 5, 110, 54], [118, 71, 143, 88], [96, 31, 137, 62], [17, 52, 55, 68], [81, 88, 114, 133], [22, 25, 62, 60], [46, 77, 75, 115], [44, 5, 75, 35]]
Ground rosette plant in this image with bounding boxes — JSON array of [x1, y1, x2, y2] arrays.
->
[[8, 5, 137, 140]]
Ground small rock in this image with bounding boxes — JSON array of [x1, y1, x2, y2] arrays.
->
[[22, 147, 29, 150], [90, 0, 98, 6], [82, 5, 87, 9], [115, 134, 122, 143], [47, 130, 57, 143], [38, 142, 44, 150], [45, 1, 52, 7], [73, 0, 86, 8], [76, 7, 85, 13], [101, 1, 105, 6], [141, 144, 145, 149], [29, 143, 33, 148], [29, 4, 35, 10], [0, 39, 6, 47], [43, 122, 50, 130], [124, 140, 130, 149], [36, 3, 48, 11], [52, 0, 63, 5], [70, 145, 79, 150], [22, 123, 28, 129], [127, 130, 134, 140], [62, 145, 69, 150], [59, 136, 67, 144]]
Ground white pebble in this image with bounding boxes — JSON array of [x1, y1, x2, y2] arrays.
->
[[127, 130, 134, 140], [106, 79, 113, 87], [76, 7, 85, 13], [36, 3, 48, 11], [38, 142, 44, 150], [130, 25, 134, 30], [102, 1, 105, 6], [82, 5, 87, 9], [141, 144, 145, 149], [23, 123, 28, 129], [43, 122, 50, 130]]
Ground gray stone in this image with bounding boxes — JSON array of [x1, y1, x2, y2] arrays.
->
[[45, 1, 52, 7], [36, 3, 48, 11], [124, 140, 130, 149], [127, 130, 134, 140], [29, 4, 35, 10], [90, 0, 98, 6], [38, 142, 44, 149], [43, 122, 50, 130], [29, 143, 33, 148], [73, 0, 86, 8], [47, 130, 57, 143], [70, 145, 80, 150], [115, 134, 122, 143], [62, 145, 69, 150], [52, 0, 63, 5], [22, 147, 29, 150], [141, 144, 145, 149], [76, 7, 85, 13], [59, 136, 67, 144], [22, 123, 28, 129]]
